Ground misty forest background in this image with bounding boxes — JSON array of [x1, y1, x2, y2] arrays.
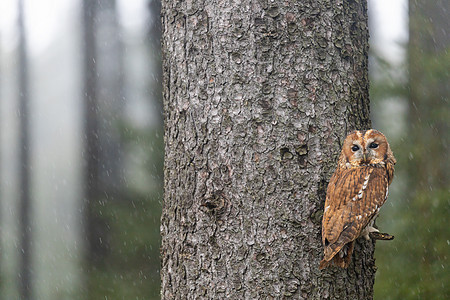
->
[[0, 0, 448, 299]]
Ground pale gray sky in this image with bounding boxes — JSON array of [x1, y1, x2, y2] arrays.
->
[[0, 0, 149, 55], [1, 0, 408, 57], [369, 0, 408, 64]]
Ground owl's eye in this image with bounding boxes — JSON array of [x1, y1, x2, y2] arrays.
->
[[351, 145, 359, 152], [369, 142, 379, 149]]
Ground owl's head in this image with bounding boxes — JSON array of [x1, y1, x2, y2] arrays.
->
[[339, 129, 396, 168]]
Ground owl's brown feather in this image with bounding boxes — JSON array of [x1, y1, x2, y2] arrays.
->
[[320, 129, 396, 269]]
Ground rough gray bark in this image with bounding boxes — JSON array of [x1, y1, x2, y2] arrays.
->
[[161, 0, 373, 299]]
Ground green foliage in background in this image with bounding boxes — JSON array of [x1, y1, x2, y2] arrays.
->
[[87, 128, 163, 300], [372, 2, 449, 298], [375, 189, 449, 299]]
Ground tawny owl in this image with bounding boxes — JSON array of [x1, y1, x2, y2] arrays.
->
[[319, 129, 396, 269]]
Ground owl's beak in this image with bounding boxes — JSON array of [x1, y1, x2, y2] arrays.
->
[[362, 152, 370, 163]]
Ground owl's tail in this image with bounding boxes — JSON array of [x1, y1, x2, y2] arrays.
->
[[319, 241, 354, 269]]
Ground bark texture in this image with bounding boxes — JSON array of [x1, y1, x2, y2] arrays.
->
[[161, 0, 373, 299]]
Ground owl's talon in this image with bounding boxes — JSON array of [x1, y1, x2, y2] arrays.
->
[[367, 226, 379, 233], [361, 223, 379, 240]]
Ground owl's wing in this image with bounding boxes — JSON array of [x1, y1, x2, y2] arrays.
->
[[321, 166, 388, 261]]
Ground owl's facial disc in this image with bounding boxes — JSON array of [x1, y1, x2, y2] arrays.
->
[[363, 135, 387, 164], [340, 129, 394, 169]]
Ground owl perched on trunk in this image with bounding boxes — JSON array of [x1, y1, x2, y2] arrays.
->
[[319, 129, 396, 269]]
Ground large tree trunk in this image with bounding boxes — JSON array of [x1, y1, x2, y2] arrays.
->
[[161, 1, 373, 299]]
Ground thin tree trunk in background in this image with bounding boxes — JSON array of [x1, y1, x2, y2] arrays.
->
[[161, 1, 373, 299], [403, 1, 450, 298], [17, 0, 32, 298], [148, 0, 163, 123], [96, 0, 125, 194], [82, 0, 101, 270], [408, 0, 449, 191]]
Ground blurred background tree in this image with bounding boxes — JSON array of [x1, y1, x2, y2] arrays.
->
[[81, 0, 163, 298], [1, 0, 162, 299], [371, 0, 449, 299]]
